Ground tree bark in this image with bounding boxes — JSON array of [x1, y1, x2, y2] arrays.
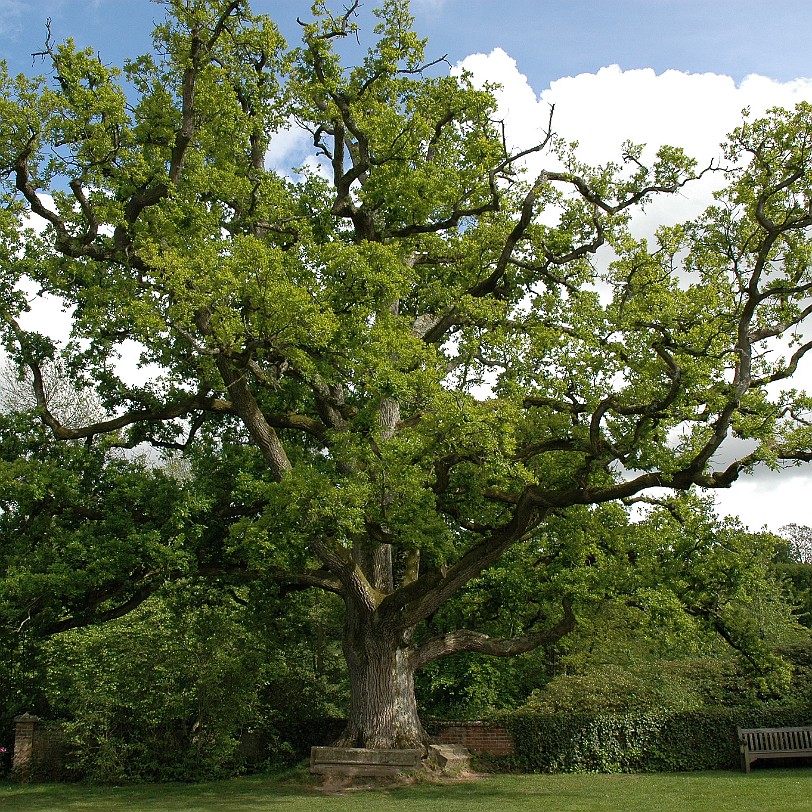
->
[[336, 597, 428, 749]]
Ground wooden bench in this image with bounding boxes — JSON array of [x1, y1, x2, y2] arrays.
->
[[737, 726, 812, 772]]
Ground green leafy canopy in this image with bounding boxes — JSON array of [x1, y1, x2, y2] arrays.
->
[[0, 0, 810, 681]]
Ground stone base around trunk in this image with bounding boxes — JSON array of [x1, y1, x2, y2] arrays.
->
[[310, 746, 423, 777]]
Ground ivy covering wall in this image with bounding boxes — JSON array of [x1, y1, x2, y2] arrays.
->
[[497, 707, 812, 772]]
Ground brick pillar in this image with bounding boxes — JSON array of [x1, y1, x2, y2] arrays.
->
[[12, 713, 38, 775]]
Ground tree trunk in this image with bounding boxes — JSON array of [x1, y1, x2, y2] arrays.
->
[[335, 598, 428, 749]]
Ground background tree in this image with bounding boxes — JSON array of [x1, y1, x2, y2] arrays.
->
[[1, 0, 812, 750], [778, 524, 812, 565], [418, 495, 807, 716]]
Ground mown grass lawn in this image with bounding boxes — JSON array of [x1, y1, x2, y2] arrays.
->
[[1, 770, 811, 812]]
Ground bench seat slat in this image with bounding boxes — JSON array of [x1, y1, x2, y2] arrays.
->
[[737, 726, 812, 773]]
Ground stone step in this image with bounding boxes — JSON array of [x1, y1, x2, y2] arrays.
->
[[428, 743, 472, 771]]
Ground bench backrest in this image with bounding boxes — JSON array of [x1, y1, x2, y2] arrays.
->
[[738, 727, 812, 752]]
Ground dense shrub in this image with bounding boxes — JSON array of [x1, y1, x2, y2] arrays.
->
[[39, 585, 347, 782], [497, 706, 812, 773], [778, 639, 812, 704], [271, 717, 347, 762], [524, 662, 698, 714], [0, 740, 10, 778]]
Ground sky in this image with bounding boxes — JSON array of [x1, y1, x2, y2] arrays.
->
[[1, 0, 812, 533]]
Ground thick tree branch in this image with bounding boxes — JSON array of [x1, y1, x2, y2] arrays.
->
[[3, 313, 234, 441], [312, 539, 381, 611], [216, 355, 292, 480], [412, 598, 575, 670], [379, 493, 543, 629], [542, 161, 717, 216]]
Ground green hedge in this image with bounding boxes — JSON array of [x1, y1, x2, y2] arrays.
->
[[496, 706, 812, 773]]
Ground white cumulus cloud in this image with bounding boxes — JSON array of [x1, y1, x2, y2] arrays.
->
[[455, 50, 812, 530], [457, 48, 812, 171]]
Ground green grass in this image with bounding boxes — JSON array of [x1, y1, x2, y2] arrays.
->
[[1, 770, 812, 812]]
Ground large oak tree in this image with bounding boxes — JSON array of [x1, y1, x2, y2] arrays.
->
[[2, 0, 812, 748]]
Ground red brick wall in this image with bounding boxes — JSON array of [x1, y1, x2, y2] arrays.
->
[[433, 721, 514, 756]]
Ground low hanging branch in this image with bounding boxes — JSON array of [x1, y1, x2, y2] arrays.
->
[[411, 598, 576, 670]]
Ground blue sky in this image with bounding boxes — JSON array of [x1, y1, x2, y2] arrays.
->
[[2, 0, 812, 87], [3, 0, 812, 532]]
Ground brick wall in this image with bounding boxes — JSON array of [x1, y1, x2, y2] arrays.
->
[[432, 720, 514, 756]]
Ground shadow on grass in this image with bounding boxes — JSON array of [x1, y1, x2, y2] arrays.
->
[[2, 770, 812, 812]]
